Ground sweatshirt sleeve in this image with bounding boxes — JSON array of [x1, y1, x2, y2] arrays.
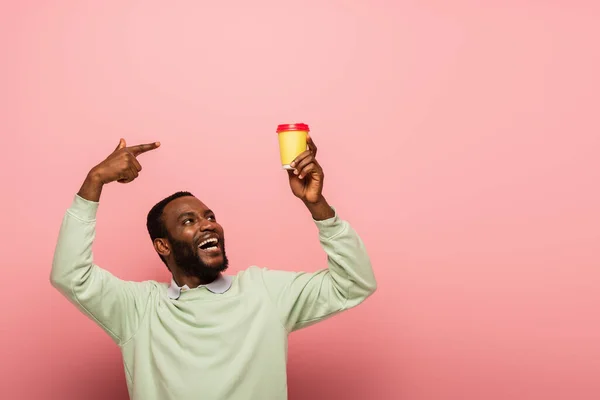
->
[[50, 194, 154, 345], [260, 208, 377, 332]]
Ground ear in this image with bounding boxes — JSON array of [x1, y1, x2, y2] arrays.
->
[[154, 238, 171, 257]]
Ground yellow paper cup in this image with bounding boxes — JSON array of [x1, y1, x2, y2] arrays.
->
[[277, 123, 309, 169]]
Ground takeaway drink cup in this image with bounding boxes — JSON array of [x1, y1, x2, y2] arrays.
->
[[276, 123, 309, 170]]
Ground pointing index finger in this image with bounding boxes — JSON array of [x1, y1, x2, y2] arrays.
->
[[128, 142, 161, 156]]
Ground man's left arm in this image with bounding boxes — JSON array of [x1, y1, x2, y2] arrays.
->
[[259, 134, 377, 332]]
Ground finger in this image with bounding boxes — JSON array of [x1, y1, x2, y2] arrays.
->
[[128, 142, 161, 156], [116, 166, 137, 183], [114, 138, 126, 152], [307, 134, 317, 157], [298, 163, 320, 180], [130, 155, 142, 172], [117, 173, 130, 183], [122, 167, 139, 183], [290, 150, 312, 169], [293, 154, 316, 175]]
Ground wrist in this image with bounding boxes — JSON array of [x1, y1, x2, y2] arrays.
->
[[77, 170, 105, 202], [304, 196, 335, 221]]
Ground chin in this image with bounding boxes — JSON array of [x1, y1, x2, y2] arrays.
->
[[199, 254, 226, 269]]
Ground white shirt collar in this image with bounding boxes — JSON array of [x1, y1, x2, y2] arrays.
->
[[167, 274, 233, 300]]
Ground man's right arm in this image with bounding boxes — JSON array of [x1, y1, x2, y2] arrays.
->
[[50, 194, 154, 345], [50, 139, 160, 345]]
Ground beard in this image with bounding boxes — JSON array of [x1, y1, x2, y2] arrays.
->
[[168, 234, 229, 282]]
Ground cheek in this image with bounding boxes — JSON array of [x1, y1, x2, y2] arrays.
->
[[180, 227, 197, 241]]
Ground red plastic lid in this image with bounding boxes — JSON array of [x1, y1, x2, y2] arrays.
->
[[276, 123, 310, 133]]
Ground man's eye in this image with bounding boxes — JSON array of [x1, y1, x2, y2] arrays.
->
[[208, 216, 216, 221], [183, 218, 193, 224]]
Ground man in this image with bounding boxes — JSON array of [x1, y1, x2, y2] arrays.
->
[[51, 136, 377, 400]]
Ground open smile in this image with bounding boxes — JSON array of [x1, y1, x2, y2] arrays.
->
[[197, 237, 221, 254]]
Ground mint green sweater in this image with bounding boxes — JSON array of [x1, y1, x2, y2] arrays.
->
[[51, 195, 377, 400]]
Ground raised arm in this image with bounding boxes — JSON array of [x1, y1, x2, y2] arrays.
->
[[260, 135, 377, 332], [50, 139, 160, 344]]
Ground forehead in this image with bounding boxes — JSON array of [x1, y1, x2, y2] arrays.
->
[[163, 196, 210, 222]]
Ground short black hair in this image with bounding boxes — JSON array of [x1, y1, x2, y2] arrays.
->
[[147, 191, 195, 266]]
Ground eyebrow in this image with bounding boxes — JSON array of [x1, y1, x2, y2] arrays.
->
[[177, 212, 195, 221], [177, 210, 214, 220]]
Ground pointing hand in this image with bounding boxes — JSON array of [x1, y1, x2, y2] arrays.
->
[[91, 138, 161, 185]]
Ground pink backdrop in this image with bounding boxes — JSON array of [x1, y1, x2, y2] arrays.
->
[[2, 1, 599, 399]]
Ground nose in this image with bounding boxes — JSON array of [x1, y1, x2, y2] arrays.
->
[[199, 218, 217, 232]]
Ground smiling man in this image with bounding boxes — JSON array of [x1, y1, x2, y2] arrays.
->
[[148, 194, 230, 289], [51, 137, 377, 400]]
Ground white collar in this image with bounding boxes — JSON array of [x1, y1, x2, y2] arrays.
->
[[167, 274, 233, 300]]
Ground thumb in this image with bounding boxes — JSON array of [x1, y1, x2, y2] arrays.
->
[[114, 138, 126, 151]]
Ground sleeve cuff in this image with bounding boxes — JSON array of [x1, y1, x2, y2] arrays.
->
[[313, 206, 345, 239], [68, 194, 99, 221]]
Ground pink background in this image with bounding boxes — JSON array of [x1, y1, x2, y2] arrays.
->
[[1, 1, 599, 399]]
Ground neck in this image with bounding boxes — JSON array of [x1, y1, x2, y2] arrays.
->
[[172, 270, 220, 288]]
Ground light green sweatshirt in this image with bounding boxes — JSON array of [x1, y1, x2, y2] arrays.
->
[[51, 195, 377, 400]]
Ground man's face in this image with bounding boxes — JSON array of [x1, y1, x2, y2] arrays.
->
[[160, 196, 228, 280]]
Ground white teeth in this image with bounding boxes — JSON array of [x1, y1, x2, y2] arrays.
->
[[198, 238, 218, 248]]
